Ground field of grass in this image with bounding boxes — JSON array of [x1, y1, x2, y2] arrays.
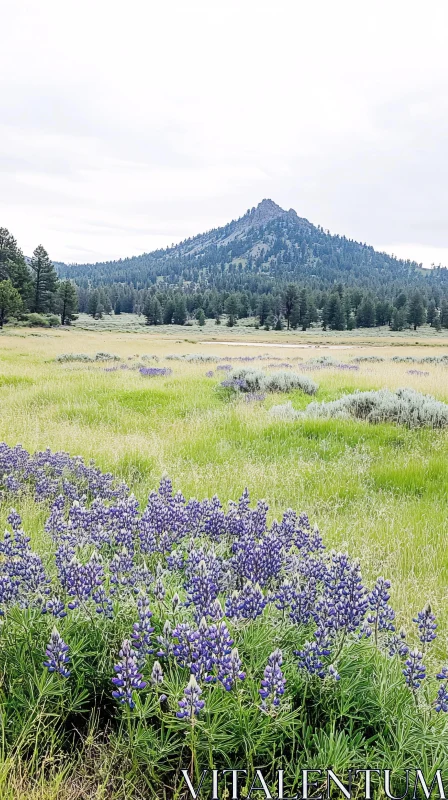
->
[[1, 324, 448, 798]]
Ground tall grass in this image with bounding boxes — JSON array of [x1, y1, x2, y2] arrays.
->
[[1, 329, 448, 795]]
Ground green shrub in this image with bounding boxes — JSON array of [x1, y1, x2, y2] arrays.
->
[[24, 313, 50, 327]]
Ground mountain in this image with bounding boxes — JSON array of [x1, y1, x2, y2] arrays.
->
[[58, 199, 448, 294]]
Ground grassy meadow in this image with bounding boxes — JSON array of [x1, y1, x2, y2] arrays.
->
[[1, 324, 448, 639], [1, 321, 448, 798]]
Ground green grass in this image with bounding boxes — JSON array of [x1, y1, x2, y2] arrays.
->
[[1, 330, 448, 796]]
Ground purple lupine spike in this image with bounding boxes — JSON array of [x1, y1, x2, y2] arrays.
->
[[403, 648, 426, 693], [151, 660, 164, 685], [204, 620, 234, 688], [434, 668, 448, 712], [225, 583, 267, 621], [228, 648, 246, 687], [6, 509, 22, 530], [296, 640, 326, 679], [186, 559, 219, 621], [259, 649, 285, 712], [41, 596, 67, 618], [387, 628, 409, 658], [112, 639, 147, 709], [43, 627, 70, 677], [413, 604, 437, 644], [157, 620, 174, 657], [131, 594, 154, 666], [367, 577, 395, 641], [176, 674, 205, 720]]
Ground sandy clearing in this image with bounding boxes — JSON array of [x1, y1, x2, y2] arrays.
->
[[202, 341, 354, 350]]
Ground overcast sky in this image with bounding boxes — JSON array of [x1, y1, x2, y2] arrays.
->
[[2, 0, 448, 267]]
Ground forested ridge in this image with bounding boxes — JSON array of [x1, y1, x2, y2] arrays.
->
[[59, 199, 447, 294], [2, 199, 448, 331]]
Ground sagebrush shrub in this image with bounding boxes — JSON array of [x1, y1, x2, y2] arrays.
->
[[56, 353, 94, 362], [351, 355, 385, 363], [94, 352, 121, 362], [269, 401, 300, 420], [304, 387, 448, 428], [225, 368, 318, 395]]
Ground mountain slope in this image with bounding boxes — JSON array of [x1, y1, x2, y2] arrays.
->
[[58, 199, 447, 293]]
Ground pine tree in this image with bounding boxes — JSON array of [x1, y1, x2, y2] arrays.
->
[[0, 228, 31, 303], [0, 279, 22, 327], [225, 295, 239, 327], [440, 300, 448, 329], [426, 301, 437, 327], [30, 245, 58, 313], [395, 292, 408, 309], [57, 280, 78, 325], [327, 294, 346, 330], [407, 292, 425, 330], [390, 307, 407, 331], [283, 284, 298, 330], [173, 296, 187, 325], [163, 299, 175, 325], [196, 308, 205, 326], [88, 290, 99, 318], [356, 297, 376, 327], [257, 296, 271, 327]]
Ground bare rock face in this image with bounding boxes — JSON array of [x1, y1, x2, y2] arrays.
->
[[244, 199, 286, 227]]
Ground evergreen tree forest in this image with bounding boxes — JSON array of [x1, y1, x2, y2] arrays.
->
[[3, 199, 448, 331], [0, 228, 77, 327]]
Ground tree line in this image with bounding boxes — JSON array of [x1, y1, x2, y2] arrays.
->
[[80, 282, 448, 332], [2, 224, 448, 334], [0, 229, 77, 328]]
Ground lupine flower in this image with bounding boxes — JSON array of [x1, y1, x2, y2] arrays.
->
[[131, 594, 154, 666], [157, 620, 174, 657], [112, 639, 147, 709], [186, 559, 219, 621], [43, 627, 70, 677], [205, 620, 234, 688], [7, 509, 22, 530], [154, 576, 166, 602], [228, 647, 246, 689], [367, 577, 395, 641], [328, 664, 340, 681], [172, 621, 201, 671], [151, 660, 164, 685], [413, 604, 437, 644], [245, 393, 266, 402], [259, 649, 286, 712], [177, 674, 205, 720], [225, 583, 267, 621], [403, 649, 426, 693], [296, 641, 326, 679], [434, 668, 448, 712], [387, 628, 409, 658], [139, 367, 172, 377], [41, 596, 67, 618]]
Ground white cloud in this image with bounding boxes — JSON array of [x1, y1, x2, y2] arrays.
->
[[2, 0, 448, 264]]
